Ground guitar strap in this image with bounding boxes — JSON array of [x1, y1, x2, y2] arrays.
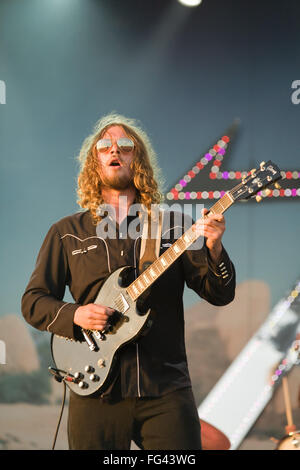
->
[[138, 208, 164, 275]]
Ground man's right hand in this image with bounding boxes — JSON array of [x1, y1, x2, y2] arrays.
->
[[74, 304, 115, 331]]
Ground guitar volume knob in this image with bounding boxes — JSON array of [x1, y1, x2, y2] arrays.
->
[[89, 374, 100, 382], [84, 365, 95, 373], [78, 381, 88, 389], [74, 372, 84, 380]]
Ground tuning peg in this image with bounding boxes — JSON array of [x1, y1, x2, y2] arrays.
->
[[274, 182, 281, 189], [260, 161, 266, 170], [250, 168, 256, 175], [256, 195, 262, 202]]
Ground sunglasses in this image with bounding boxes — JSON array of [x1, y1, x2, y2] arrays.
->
[[96, 137, 135, 153]]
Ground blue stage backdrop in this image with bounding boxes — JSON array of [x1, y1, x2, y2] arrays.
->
[[0, 0, 299, 450]]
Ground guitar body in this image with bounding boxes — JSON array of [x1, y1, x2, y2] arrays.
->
[[51, 266, 151, 396]]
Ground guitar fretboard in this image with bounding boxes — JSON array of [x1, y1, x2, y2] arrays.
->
[[127, 191, 234, 301]]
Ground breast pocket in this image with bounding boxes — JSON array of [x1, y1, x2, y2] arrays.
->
[[68, 240, 111, 284], [71, 244, 98, 256]]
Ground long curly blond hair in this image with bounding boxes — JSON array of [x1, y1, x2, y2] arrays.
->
[[76, 113, 164, 224]]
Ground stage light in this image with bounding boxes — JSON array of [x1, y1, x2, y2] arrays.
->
[[177, 0, 202, 7]]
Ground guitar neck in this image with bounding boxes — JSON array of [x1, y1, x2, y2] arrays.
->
[[127, 191, 235, 301]]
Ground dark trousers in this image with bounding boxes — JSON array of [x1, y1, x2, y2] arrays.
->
[[68, 387, 202, 450]]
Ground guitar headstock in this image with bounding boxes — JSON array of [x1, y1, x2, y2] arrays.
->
[[229, 160, 282, 203]]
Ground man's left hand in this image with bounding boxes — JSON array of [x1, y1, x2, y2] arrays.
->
[[192, 208, 225, 263]]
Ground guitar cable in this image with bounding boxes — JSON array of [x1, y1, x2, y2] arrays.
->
[[48, 367, 68, 450]]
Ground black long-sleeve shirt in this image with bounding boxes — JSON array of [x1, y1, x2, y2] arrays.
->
[[22, 209, 235, 398]]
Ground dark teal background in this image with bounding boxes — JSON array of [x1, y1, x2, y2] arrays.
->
[[0, 0, 299, 316]]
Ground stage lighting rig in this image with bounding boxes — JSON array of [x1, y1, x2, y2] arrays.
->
[[177, 0, 202, 7]]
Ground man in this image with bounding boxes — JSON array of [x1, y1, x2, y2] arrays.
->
[[22, 113, 235, 450]]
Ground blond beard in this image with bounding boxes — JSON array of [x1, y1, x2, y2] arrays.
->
[[98, 163, 134, 191]]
